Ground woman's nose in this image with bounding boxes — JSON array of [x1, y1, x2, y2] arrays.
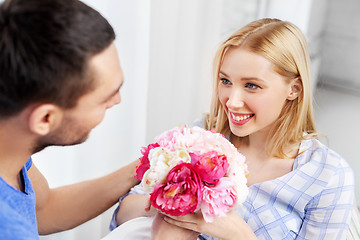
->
[[226, 90, 245, 110]]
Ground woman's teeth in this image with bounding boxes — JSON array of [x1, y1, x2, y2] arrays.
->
[[231, 113, 252, 121]]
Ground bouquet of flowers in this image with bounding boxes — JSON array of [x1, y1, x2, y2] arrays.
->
[[135, 126, 249, 222]]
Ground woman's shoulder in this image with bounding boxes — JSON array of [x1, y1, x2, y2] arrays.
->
[[296, 138, 353, 186], [298, 138, 350, 167], [293, 138, 354, 217]]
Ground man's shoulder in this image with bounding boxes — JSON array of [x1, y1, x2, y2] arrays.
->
[[0, 181, 39, 239], [0, 201, 39, 240]]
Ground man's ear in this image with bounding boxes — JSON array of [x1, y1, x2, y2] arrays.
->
[[287, 77, 302, 100], [28, 104, 63, 136]]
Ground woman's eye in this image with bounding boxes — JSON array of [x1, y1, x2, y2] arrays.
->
[[220, 78, 231, 85], [245, 83, 260, 90]]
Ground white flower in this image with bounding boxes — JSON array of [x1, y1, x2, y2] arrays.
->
[[142, 147, 191, 193]]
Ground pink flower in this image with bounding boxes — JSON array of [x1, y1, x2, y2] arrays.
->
[[135, 143, 160, 180], [156, 127, 185, 150], [200, 177, 237, 222], [191, 151, 229, 185], [150, 162, 202, 216]]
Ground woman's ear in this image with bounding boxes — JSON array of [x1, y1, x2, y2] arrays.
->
[[287, 77, 302, 100], [28, 104, 63, 136]]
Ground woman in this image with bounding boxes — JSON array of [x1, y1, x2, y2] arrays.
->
[[109, 18, 355, 240]]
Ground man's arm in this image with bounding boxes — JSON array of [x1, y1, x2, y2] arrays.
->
[[28, 160, 139, 235]]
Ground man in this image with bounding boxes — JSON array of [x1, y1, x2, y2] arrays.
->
[[0, 0, 139, 238]]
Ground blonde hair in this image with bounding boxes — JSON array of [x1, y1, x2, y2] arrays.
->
[[205, 18, 317, 158]]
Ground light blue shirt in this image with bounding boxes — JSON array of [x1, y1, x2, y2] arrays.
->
[[234, 138, 354, 240], [0, 158, 39, 240]]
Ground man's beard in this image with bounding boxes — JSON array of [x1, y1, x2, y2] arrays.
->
[[31, 120, 91, 154], [32, 134, 89, 153]]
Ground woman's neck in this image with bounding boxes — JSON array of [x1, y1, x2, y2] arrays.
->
[[231, 132, 300, 187], [231, 132, 269, 159]]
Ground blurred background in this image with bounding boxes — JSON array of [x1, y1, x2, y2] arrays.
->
[[20, 0, 358, 239]]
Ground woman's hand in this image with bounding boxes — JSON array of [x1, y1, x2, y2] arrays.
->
[[151, 212, 200, 240], [163, 210, 257, 240]]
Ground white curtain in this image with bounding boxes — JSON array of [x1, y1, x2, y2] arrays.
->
[[145, 0, 225, 142]]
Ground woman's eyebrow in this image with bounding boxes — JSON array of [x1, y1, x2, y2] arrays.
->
[[219, 70, 229, 77], [219, 71, 265, 82]]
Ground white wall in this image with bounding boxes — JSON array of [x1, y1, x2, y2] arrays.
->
[[256, 0, 328, 90], [317, 0, 360, 203], [319, 0, 360, 91]]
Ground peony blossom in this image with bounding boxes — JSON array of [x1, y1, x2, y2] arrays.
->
[[150, 162, 202, 216], [136, 125, 249, 221], [200, 177, 237, 222], [190, 151, 229, 185], [135, 143, 160, 180], [142, 147, 191, 193]]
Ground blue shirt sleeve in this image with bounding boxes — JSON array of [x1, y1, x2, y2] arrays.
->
[[297, 154, 354, 239]]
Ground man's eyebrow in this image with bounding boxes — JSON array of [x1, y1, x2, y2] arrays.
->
[[115, 80, 124, 93], [106, 80, 124, 101]]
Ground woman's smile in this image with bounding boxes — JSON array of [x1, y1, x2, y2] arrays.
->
[[229, 112, 254, 126]]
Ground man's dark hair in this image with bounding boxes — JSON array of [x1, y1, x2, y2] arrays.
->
[[0, 0, 115, 118]]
